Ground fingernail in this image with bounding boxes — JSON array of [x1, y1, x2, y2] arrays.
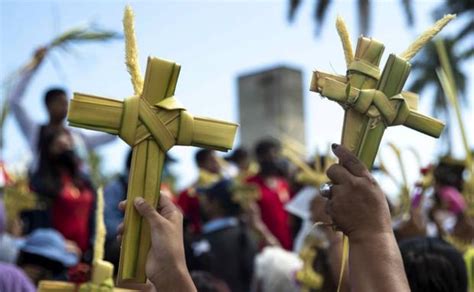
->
[[331, 143, 339, 150], [134, 197, 145, 206]]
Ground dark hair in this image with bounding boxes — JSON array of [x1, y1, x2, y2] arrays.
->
[[195, 149, 214, 167], [254, 138, 281, 160], [31, 129, 86, 201], [44, 88, 66, 106], [191, 271, 231, 292], [16, 251, 67, 285], [399, 237, 467, 292], [225, 147, 249, 164], [204, 179, 241, 217]]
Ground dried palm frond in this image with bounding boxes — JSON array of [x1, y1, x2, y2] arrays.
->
[[14, 25, 121, 78]]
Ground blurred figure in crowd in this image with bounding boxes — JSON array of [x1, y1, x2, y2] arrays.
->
[[103, 150, 132, 271], [253, 246, 302, 292], [16, 228, 79, 285], [7, 48, 115, 172], [0, 262, 35, 292], [177, 149, 223, 235], [30, 129, 95, 259], [188, 179, 257, 292], [247, 138, 292, 249], [191, 271, 231, 292], [0, 201, 22, 263], [224, 147, 258, 181]]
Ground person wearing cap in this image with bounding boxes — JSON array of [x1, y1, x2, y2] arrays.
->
[[188, 179, 258, 292], [177, 149, 223, 235], [16, 228, 79, 285]]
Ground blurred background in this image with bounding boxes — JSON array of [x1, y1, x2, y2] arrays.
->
[[1, 0, 472, 195]]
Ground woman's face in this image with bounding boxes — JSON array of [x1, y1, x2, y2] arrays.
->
[[49, 132, 73, 156]]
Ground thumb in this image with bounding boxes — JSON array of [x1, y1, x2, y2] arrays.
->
[[134, 197, 162, 228]]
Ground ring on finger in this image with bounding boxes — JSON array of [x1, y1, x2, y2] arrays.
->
[[320, 182, 333, 199]]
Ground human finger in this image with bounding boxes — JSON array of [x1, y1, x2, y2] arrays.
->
[[134, 197, 164, 229], [118, 200, 127, 212], [332, 144, 370, 178], [325, 198, 334, 218], [157, 193, 181, 222], [116, 222, 124, 242], [326, 164, 353, 185]]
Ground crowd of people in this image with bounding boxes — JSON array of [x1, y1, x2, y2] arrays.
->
[[0, 49, 472, 292]]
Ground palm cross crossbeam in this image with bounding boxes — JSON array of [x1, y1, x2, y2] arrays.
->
[[67, 7, 238, 283], [310, 15, 454, 168]]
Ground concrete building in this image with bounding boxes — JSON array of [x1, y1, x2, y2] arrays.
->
[[237, 65, 305, 149]]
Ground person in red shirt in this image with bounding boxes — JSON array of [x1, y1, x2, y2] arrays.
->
[[177, 149, 222, 235], [30, 128, 96, 259], [247, 138, 293, 250]]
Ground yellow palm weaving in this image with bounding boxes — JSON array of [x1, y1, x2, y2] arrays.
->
[[310, 15, 453, 292], [68, 10, 238, 284], [310, 15, 454, 168]]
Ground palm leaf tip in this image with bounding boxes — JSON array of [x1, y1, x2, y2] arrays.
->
[[49, 26, 122, 49], [288, 0, 302, 22]]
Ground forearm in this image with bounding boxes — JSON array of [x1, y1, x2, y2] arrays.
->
[[253, 222, 281, 247], [349, 232, 410, 292], [150, 263, 196, 292]]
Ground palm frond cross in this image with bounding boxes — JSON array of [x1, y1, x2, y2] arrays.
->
[[67, 6, 237, 283], [310, 15, 454, 168]]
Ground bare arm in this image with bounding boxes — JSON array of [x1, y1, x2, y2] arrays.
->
[[7, 48, 47, 150], [325, 144, 410, 292], [349, 232, 408, 292]]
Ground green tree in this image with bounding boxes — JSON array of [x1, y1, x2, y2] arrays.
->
[[288, 0, 414, 36], [408, 0, 473, 150]]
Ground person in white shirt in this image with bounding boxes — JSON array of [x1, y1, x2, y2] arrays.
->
[[7, 47, 115, 170]]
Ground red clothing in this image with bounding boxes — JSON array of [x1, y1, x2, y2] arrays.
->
[[52, 175, 94, 252], [247, 175, 292, 250], [176, 188, 202, 234]]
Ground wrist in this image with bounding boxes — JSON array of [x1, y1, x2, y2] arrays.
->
[[348, 229, 395, 246], [151, 262, 195, 292]]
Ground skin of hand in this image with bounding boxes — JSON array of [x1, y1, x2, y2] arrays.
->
[[310, 195, 349, 291], [325, 145, 393, 241], [117, 195, 197, 292], [325, 144, 410, 292]]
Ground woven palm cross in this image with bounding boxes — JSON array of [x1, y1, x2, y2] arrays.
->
[[67, 7, 237, 283], [310, 15, 454, 168]]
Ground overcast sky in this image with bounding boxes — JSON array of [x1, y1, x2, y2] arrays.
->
[[1, 0, 472, 195]]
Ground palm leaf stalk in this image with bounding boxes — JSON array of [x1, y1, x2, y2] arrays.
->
[[436, 39, 474, 215]]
